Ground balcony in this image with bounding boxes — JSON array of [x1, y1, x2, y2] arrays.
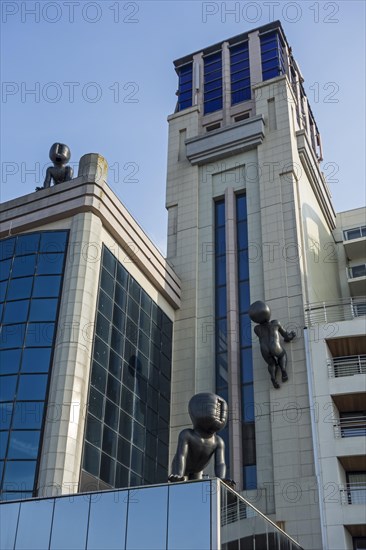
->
[[305, 297, 366, 325], [347, 265, 366, 296], [340, 483, 366, 505], [328, 355, 366, 378], [333, 414, 366, 438], [343, 226, 366, 260]]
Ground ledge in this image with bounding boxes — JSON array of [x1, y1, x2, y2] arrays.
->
[[0, 178, 181, 309], [186, 115, 265, 165]]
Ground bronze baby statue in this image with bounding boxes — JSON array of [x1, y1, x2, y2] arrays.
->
[[36, 143, 73, 191], [249, 300, 296, 389], [169, 392, 228, 482]]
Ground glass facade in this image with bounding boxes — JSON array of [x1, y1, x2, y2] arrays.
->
[[204, 51, 223, 114], [0, 231, 68, 501], [230, 42, 251, 105], [0, 480, 303, 550], [214, 200, 230, 475], [177, 63, 193, 111], [236, 195, 257, 490], [260, 31, 286, 81], [82, 246, 173, 489]]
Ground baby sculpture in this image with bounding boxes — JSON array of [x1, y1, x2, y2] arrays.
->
[[36, 143, 73, 191], [249, 300, 296, 389], [169, 392, 228, 482]]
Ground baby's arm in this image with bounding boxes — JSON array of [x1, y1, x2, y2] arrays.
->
[[169, 429, 190, 481], [214, 436, 226, 479], [277, 322, 296, 342]]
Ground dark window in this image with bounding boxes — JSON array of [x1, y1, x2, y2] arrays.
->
[[260, 31, 286, 81], [82, 245, 173, 489], [230, 42, 251, 105], [177, 63, 193, 111], [204, 52, 223, 114]]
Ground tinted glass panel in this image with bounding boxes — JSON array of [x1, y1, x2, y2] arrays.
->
[[37, 253, 64, 275], [0, 501, 20, 550], [0, 375, 17, 401], [32, 276, 61, 297], [17, 375, 48, 400], [12, 256, 37, 278], [87, 490, 127, 550], [0, 349, 22, 374], [7, 278, 33, 300], [168, 483, 211, 549], [50, 495, 89, 550], [3, 460, 37, 490], [39, 232, 67, 253], [15, 499, 54, 550], [8, 431, 40, 459], [21, 348, 51, 373], [28, 299, 58, 321], [126, 486, 168, 550], [3, 300, 29, 323], [12, 402, 44, 429]]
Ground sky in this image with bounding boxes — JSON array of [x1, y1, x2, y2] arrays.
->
[[1, 0, 365, 254]]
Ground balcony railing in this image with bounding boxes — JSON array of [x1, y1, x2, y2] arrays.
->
[[328, 355, 366, 378], [343, 226, 366, 241], [340, 483, 366, 505], [305, 297, 366, 324], [348, 265, 366, 279], [333, 415, 366, 438]]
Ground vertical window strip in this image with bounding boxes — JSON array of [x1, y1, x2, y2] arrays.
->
[[230, 42, 251, 105], [214, 199, 230, 475], [260, 31, 286, 82], [236, 194, 257, 490], [177, 63, 193, 112], [204, 52, 223, 114]]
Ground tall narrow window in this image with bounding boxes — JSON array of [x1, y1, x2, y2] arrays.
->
[[214, 200, 229, 474], [177, 63, 193, 111], [260, 31, 286, 81], [204, 52, 223, 114], [230, 42, 251, 105], [236, 194, 257, 490]]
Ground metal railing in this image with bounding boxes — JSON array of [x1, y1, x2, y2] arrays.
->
[[333, 415, 366, 438], [340, 483, 366, 505], [348, 265, 366, 279], [328, 355, 366, 378], [305, 296, 366, 324]]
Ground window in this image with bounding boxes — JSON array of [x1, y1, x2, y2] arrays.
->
[[0, 230, 68, 500], [204, 52, 223, 114], [230, 42, 251, 105], [260, 31, 286, 81], [346, 472, 366, 504], [344, 226, 366, 241], [82, 246, 173, 489], [177, 63, 193, 111]]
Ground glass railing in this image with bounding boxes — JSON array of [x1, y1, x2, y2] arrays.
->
[[0, 479, 304, 550]]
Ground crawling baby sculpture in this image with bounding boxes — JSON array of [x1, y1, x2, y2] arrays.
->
[[36, 143, 73, 191], [169, 392, 228, 482]]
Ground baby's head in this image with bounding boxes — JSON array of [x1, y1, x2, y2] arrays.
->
[[188, 392, 228, 434], [49, 143, 71, 166], [249, 301, 271, 324]]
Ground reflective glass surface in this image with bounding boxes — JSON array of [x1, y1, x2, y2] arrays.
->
[[0, 501, 20, 550], [168, 482, 211, 550], [50, 495, 89, 550], [15, 499, 54, 550], [126, 486, 168, 549], [82, 246, 173, 489], [87, 490, 127, 550], [0, 231, 68, 500], [204, 51, 223, 114]]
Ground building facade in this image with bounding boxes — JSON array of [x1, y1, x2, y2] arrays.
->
[[0, 154, 181, 499], [166, 20, 365, 549]]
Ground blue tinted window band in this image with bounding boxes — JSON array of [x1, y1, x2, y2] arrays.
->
[[0, 230, 68, 499]]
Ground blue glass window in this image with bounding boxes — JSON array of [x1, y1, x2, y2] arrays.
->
[[0, 324, 26, 349], [7, 278, 33, 300], [230, 42, 251, 105], [40, 231, 68, 253], [12, 402, 44, 429], [0, 238, 15, 260], [25, 323, 55, 347], [177, 63, 193, 111], [0, 375, 18, 401], [204, 52, 223, 114], [2, 460, 37, 491], [37, 253, 64, 275], [17, 374, 48, 400], [29, 299, 58, 322], [8, 430, 40, 459], [0, 349, 22, 374], [0, 259, 12, 281], [260, 31, 286, 81], [11, 255, 37, 278], [21, 348, 52, 373], [3, 300, 29, 323], [32, 276, 61, 297], [15, 234, 40, 256]]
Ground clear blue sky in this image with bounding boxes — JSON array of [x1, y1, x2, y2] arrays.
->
[[1, 1, 365, 253]]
